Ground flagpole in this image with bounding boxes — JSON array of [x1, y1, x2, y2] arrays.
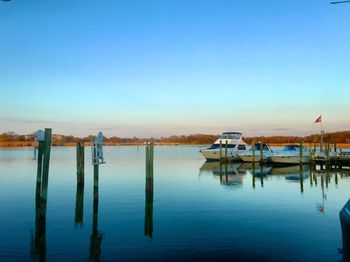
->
[[320, 114, 323, 152]]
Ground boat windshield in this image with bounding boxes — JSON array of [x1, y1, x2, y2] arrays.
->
[[282, 145, 307, 152], [253, 144, 270, 151], [220, 133, 241, 140], [207, 144, 236, 149]]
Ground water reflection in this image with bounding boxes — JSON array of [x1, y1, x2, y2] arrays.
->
[[74, 184, 84, 226], [199, 162, 245, 189], [30, 175, 48, 261], [89, 169, 103, 261], [269, 164, 309, 176], [239, 163, 272, 176], [144, 175, 154, 238], [199, 161, 348, 194]]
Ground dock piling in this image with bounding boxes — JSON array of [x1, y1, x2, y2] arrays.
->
[[219, 140, 222, 163], [259, 141, 263, 166], [145, 143, 154, 238], [299, 142, 303, 168], [76, 141, 85, 185], [252, 140, 255, 165]]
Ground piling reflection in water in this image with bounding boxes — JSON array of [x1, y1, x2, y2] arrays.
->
[[30, 181, 48, 261], [145, 143, 154, 238], [199, 161, 349, 194], [89, 165, 103, 261], [75, 184, 84, 226]]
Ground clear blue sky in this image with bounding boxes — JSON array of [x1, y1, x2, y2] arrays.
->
[[0, 0, 349, 137]]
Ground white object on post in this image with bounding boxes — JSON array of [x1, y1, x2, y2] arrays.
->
[[33, 129, 44, 160], [91, 131, 105, 165]]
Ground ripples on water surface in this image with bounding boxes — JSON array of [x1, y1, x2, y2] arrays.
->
[[0, 146, 349, 262]]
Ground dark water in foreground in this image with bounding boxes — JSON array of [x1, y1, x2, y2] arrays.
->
[[0, 146, 349, 262]]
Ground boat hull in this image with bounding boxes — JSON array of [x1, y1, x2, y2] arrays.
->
[[200, 149, 241, 161], [269, 155, 310, 165]]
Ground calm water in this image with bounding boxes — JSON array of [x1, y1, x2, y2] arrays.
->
[[0, 146, 349, 262]]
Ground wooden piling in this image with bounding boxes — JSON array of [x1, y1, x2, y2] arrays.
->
[[334, 143, 337, 169], [219, 140, 222, 163], [76, 141, 85, 185], [32, 128, 51, 262], [36, 140, 44, 200], [38, 128, 52, 202], [145, 143, 154, 238], [225, 140, 228, 162], [326, 144, 330, 170], [299, 142, 303, 167], [299, 171, 304, 193], [93, 164, 99, 200], [252, 140, 255, 164], [259, 141, 263, 166], [340, 149, 343, 169]]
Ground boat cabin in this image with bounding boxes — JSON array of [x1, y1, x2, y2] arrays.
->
[[220, 132, 242, 140]]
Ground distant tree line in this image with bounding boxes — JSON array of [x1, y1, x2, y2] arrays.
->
[[244, 131, 350, 144], [0, 131, 349, 145]]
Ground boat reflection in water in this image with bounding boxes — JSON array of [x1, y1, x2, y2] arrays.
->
[[238, 163, 272, 176], [199, 161, 245, 189], [340, 199, 350, 262], [270, 164, 310, 176]]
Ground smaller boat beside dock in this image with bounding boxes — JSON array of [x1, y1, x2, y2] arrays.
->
[[269, 144, 310, 165], [239, 143, 274, 162]]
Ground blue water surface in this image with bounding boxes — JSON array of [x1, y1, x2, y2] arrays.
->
[[0, 146, 349, 262]]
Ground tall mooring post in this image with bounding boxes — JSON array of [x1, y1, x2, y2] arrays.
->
[[252, 140, 255, 165], [259, 141, 263, 166], [145, 143, 154, 238], [35, 128, 52, 202], [89, 131, 104, 261], [76, 141, 85, 185], [31, 128, 52, 262], [225, 140, 228, 162], [219, 140, 222, 163], [299, 142, 303, 169], [91, 131, 105, 199], [75, 141, 85, 226]]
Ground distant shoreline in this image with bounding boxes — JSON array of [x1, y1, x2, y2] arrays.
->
[[1, 141, 350, 148]]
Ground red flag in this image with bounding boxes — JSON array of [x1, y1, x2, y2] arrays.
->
[[314, 115, 321, 123]]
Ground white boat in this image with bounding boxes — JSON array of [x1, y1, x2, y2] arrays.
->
[[239, 143, 274, 162], [269, 144, 310, 165], [200, 132, 248, 161]]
